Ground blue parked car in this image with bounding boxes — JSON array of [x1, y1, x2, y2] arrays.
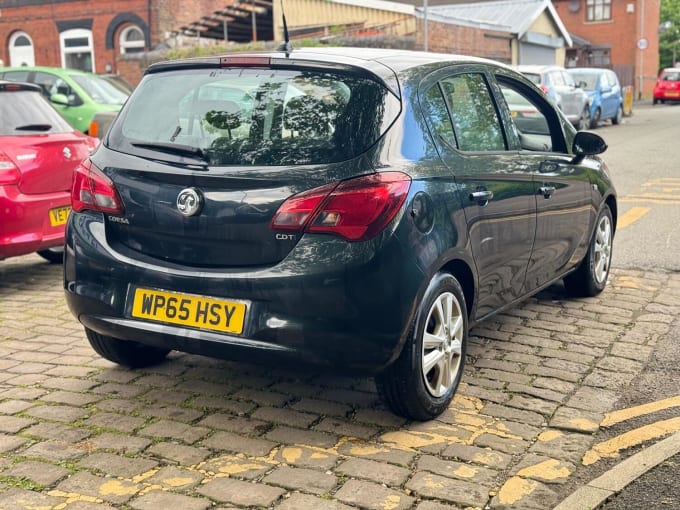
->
[[567, 68, 624, 129]]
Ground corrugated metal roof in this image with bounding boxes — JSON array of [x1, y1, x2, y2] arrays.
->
[[417, 0, 567, 41]]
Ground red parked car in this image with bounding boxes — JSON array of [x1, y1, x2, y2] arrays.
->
[[0, 80, 98, 263], [653, 68, 680, 105]]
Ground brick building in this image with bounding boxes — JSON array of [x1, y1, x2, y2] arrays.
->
[[552, 0, 660, 99], [0, 0, 272, 74], [414, 0, 571, 65]]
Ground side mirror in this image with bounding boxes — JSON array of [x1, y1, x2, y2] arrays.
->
[[573, 131, 607, 156], [50, 93, 69, 106]]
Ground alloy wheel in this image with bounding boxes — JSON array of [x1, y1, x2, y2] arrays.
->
[[421, 291, 464, 397], [593, 214, 612, 283]]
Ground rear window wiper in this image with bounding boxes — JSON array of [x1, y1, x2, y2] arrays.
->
[[129, 140, 208, 163], [15, 124, 52, 131]]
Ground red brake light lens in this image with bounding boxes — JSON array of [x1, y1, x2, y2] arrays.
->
[[271, 172, 411, 242], [0, 151, 20, 185], [71, 159, 124, 214], [220, 56, 271, 67], [540, 85, 550, 94]]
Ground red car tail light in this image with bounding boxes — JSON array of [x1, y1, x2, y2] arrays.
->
[[71, 159, 124, 214], [271, 172, 411, 242], [0, 151, 20, 185], [540, 85, 550, 94]]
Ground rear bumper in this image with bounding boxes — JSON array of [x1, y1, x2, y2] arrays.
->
[[0, 186, 69, 260], [64, 212, 422, 372]]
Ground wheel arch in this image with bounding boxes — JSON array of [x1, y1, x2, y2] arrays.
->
[[605, 194, 618, 235], [440, 258, 475, 320]]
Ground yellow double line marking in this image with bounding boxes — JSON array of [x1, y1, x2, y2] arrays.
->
[[582, 396, 680, 465], [618, 178, 680, 228]]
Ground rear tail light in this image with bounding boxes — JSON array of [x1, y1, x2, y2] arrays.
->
[[0, 151, 20, 185], [540, 85, 550, 94], [271, 172, 411, 242], [71, 159, 124, 214]]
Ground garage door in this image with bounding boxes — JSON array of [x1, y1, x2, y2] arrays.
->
[[519, 43, 555, 64]]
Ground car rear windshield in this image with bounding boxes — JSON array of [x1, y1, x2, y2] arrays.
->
[[0, 90, 74, 135], [661, 70, 680, 81], [110, 67, 399, 166], [569, 73, 598, 91]]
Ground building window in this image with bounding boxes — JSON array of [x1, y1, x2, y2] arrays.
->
[[9, 32, 35, 67], [586, 48, 610, 66], [586, 0, 612, 21], [60, 28, 94, 72], [120, 25, 145, 54]]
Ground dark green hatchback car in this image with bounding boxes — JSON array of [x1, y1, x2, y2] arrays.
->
[[64, 48, 616, 420]]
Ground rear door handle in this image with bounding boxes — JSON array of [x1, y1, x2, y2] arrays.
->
[[539, 185, 556, 198], [539, 161, 560, 173], [469, 190, 494, 204]]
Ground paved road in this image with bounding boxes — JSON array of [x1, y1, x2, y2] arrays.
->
[[2, 102, 680, 510], [1, 252, 678, 509]]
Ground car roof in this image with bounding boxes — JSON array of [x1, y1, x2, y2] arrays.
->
[[0, 80, 42, 93], [0, 66, 94, 77], [515, 65, 563, 74], [567, 67, 609, 74], [145, 47, 515, 99]]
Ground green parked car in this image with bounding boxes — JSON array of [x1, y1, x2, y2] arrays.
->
[[0, 66, 130, 134]]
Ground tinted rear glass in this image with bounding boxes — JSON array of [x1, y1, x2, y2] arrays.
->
[[661, 70, 680, 81], [110, 68, 398, 166], [0, 90, 74, 135], [569, 73, 598, 90]]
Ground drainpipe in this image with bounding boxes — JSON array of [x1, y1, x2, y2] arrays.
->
[[147, 0, 152, 49], [638, 0, 645, 99], [423, 0, 428, 51]]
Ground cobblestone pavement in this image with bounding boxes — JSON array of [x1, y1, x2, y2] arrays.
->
[[1, 253, 678, 510]]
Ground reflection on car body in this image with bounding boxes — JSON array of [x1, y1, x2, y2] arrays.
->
[[64, 48, 617, 420]]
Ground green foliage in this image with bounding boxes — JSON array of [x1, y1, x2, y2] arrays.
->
[[660, 0, 680, 69]]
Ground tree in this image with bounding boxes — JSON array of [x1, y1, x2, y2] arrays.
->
[[660, 0, 680, 69]]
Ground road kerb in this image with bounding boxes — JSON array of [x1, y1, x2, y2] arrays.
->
[[553, 431, 680, 510]]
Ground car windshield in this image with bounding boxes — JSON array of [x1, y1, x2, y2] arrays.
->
[[569, 73, 598, 91], [110, 67, 397, 166], [71, 73, 130, 105], [0, 90, 74, 135]]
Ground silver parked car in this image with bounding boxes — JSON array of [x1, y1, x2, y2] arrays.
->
[[515, 65, 591, 130]]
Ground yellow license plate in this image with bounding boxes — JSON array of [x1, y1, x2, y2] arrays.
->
[[131, 288, 247, 334], [667, 91, 679, 97], [49, 206, 71, 226]]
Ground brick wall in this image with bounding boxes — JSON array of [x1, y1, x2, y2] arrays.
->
[[418, 19, 512, 63], [553, 0, 660, 98], [0, 0, 228, 74]]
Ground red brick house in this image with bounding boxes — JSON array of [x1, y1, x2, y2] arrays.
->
[[0, 0, 272, 74], [552, 0, 660, 99]]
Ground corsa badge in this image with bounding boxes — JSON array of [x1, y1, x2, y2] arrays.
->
[[176, 188, 203, 217]]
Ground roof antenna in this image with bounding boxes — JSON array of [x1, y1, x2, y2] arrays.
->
[[277, 0, 293, 56]]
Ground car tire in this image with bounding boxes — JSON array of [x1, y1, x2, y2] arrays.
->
[[612, 105, 623, 125], [564, 205, 613, 297], [375, 272, 467, 421], [653, 98, 658, 105], [577, 106, 590, 131], [85, 328, 170, 368], [37, 247, 64, 264], [589, 107, 601, 129]]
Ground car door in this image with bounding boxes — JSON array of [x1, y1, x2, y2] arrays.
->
[[419, 67, 537, 320], [599, 72, 617, 119], [493, 73, 591, 292]]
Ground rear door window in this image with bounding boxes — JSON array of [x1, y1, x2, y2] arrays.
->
[[111, 68, 398, 166]]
